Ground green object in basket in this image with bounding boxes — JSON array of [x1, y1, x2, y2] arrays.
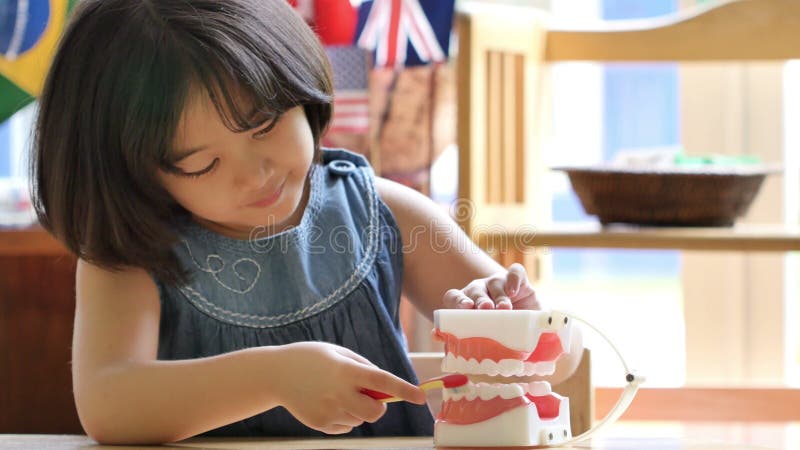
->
[[674, 154, 761, 166]]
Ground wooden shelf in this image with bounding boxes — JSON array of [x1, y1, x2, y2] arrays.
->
[[545, 0, 800, 62], [474, 222, 800, 252]]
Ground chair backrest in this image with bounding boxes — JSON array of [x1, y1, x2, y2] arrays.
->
[[455, 2, 551, 235]]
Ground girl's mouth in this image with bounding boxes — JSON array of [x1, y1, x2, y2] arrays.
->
[[247, 181, 285, 208]]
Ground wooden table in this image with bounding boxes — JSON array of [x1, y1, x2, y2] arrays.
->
[[1, 422, 797, 449]]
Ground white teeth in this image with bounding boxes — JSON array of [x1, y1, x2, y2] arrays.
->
[[463, 357, 481, 374], [526, 381, 552, 396], [443, 382, 525, 402], [443, 353, 557, 376], [522, 362, 537, 376], [523, 361, 556, 376], [442, 381, 555, 402], [498, 359, 523, 374], [496, 383, 525, 399], [479, 358, 499, 374]]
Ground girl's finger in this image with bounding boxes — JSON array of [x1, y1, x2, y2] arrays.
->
[[463, 284, 493, 309], [340, 412, 366, 428], [350, 390, 388, 423], [319, 424, 354, 435], [517, 279, 537, 297], [512, 291, 541, 310], [361, 371, 426, 405], [474, 296, 494, 309], [336, 347, 376, 367], [442, 288, 474, 309], [486, 276, 511, 309], [505, 263, 528, 297]]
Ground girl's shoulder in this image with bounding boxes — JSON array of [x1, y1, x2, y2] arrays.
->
[[76, 259, 160, 300], [320, 148, 372, 170], [319, 148, 376, 187], [317, 147, 380, 221], [318, 147, 443, 236]]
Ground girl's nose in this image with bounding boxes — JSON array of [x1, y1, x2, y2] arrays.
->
[[234, 154, 273, 191]]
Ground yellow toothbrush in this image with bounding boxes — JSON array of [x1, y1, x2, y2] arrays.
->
[[360, 374, 469, 403]]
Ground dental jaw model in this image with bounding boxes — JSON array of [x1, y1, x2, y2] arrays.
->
[[433, 310, 574, 447]]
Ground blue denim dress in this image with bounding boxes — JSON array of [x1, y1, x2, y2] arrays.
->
[[154, 149, 434, 437]]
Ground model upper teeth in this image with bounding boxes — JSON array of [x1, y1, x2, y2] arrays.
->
[[433, 309, 572, 352], [442, 353, 557, 376], [443, 382, 523, 401]]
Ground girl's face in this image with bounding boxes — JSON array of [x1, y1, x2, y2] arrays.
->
[[158, 91, 315, 240]]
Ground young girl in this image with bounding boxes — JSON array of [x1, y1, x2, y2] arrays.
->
[[31, 0, 569, 444]]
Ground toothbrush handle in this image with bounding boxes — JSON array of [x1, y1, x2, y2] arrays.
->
[[360, 374, 467, 403], [360, 388, 401, 403]]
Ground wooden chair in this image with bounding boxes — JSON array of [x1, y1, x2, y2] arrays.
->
[[455, 0, 800, 423]]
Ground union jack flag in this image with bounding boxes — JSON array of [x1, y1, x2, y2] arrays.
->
[[325, 46, 370, 135], [355, 0, 455, 68]]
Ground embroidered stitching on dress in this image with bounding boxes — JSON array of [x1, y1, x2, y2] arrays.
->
[[182, 240, 261, 294], [178, 166, 380, 328]]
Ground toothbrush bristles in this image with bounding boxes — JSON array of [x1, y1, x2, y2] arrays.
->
[[441, 374, 469, 388]]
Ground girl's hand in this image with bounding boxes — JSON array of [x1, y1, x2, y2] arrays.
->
[[442, 263, 540, 310], [273, 342, 426, 435]]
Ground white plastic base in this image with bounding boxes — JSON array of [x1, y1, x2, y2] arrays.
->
[[434, 396, 572, 447]]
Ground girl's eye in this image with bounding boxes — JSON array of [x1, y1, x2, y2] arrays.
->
[[178, 158, 219, 178], [252, 113, 283, 139]]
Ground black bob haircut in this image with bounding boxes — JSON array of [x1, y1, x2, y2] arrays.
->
[[30, 0, 333, 286]]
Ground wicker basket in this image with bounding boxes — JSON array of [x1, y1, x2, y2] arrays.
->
[[553, 165, 777, 227]]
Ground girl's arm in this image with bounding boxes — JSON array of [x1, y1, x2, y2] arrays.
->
[[375, 177, 583, 384], [374, 177, 506, 319], [73, 260, 424, 444]]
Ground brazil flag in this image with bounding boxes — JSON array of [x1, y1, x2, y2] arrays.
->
[[0, 0, 77, 123]]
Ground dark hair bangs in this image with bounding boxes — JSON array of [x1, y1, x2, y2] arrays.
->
[[176, 0, 333, 147]]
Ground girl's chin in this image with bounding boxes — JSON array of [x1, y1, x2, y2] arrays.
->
[[244, 211, 298, 235], [198, 215, 290, 240], [201, 190, 304, 238]]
